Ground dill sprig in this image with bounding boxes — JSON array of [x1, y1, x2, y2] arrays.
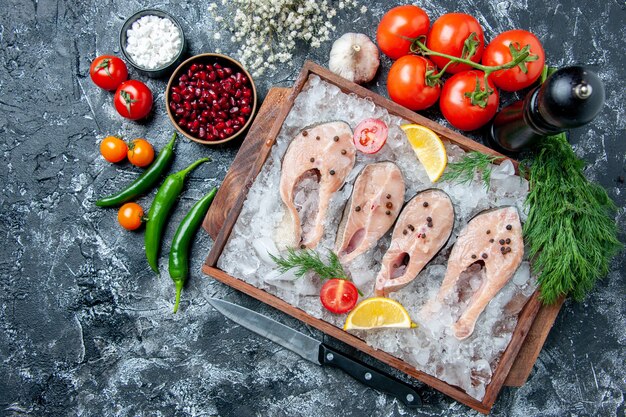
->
[[270, 248, 347, 280], [440, 152, 504, 187], [524, 133, 622, 304]]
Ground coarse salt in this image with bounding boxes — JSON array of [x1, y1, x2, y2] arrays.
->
[[125, 15, 182, 70]]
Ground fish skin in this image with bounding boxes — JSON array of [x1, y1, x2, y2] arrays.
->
[[435, 206, 524, 340], [375, 189, 455, 297], [335, 162, 405, 264], [279, 121, 356, 249]]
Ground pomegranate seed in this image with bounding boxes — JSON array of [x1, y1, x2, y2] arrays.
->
[[206, 64, 214, 72], [175, 107, 185, 115], [232, 124, 241, 132], [171, 92, 181, 103], [239, 98, 250, 106], [224, 67, 233, 76], [214, 63, 222, 69], [183, 101, 191, 111], [242, 88, 252, 98], [218, 97, 228, 108], [190, 63, 198, 72], [217, 69, 225, 79], [215, 122, 226, 130], [234, 89, 242, 98], [217, 111, 227, 119], [229, 97, 236, 107], [237, 116, 246, 125], [202, 110, 211, 118], [241, 106, 251, 115], [218, 132, 226, 139], [199, 127, 206, 138], [208, 72, 216, 81], [230, 106, 239, 114], [225, 120, 232, 128], [224, 127, 234, 136]]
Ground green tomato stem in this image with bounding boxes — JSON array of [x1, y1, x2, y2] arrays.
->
[[413, 40, 530, 77]]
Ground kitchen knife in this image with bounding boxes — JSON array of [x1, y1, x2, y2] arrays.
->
[[207, 298, 421, 408]]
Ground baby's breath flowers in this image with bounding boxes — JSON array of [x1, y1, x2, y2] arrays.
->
[[208, 0, 366, 77]]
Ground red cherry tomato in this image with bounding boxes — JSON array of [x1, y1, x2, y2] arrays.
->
[[114, 80, 153, 120], [89, 55, 128, 91], [440, 70, 499, 131], [320, 279, 359, 314], [426, 13, 485, 74], [387, 55, 441, 111], [376, 5, 430, 60], [353, 119, 388, 154], [482, 29, 546, 92]]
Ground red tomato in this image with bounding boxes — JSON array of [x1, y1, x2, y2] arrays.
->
[[387, 55, 441, 111], [89, 55, 128, 91], [320, 279, 359, 314], [426, 13, 485, 74], [114, 80, 153, 120], [482, 30, 545, 92], [376, 5, 430, 60], [440, 70, 499, 131], [353, 119, 388, 154]]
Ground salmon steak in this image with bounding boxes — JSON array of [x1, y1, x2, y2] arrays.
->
[[279, 121, 356, 249], [375, 189, 455, 297], [435, 206, 524, 340], [335, 162, 405, 263]]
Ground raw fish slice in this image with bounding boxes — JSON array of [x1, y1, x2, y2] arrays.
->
[[375, 189, 454, 297], [335, 162, 405, 263], [435, 206, 524, 340], [279, 121, 356, 249]]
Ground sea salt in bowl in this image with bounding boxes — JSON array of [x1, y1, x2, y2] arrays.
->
[[119, 9, 187, 78]]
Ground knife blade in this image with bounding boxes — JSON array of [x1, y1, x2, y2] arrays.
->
[[208, 298, 421, 408]]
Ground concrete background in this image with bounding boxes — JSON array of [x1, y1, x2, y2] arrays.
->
[[0, 0, 624, 416]]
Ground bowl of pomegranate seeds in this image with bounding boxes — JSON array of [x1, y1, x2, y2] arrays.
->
[[166, 53, 257, 144]]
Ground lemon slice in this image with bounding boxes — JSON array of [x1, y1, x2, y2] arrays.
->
[[343, 297, 417, 331], [401, 124, 447, 182]]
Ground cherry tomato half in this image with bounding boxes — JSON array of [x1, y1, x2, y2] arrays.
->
[[127, 139, 155, 168], [320, 279, 359, 314], [114, 80, 153, 120], [426, 13, 485, 74], [353, 119, 388, 154], [387, 55, 441, 111], [376, 5, 430, 60], [440, 70, 499, 131], [100, 136, 128, 163], [117, 202, 144, 231], [482, 29, 546, 92], [89, 55, 128, 91]]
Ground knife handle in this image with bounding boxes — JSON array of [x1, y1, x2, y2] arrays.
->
[[319, 344, 421, 408]]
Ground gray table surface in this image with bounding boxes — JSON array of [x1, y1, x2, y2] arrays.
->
[[1, 0, 624, 416]]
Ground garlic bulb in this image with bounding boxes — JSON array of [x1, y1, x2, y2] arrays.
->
[[329, 33, 380, 84]]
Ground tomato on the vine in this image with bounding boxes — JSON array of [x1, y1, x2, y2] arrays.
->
[[320, 279, 359, 314], [127, 139, 155, 167], [482, 29, 545, 92], [376, 5, 430, 60], [100, 136, 128, 163], [114, 80, 153, 120], [89, 55, 128, 91], [440, 70, 499, 131], [117, 202, 144, 231], [426, 13, 485, 74], [387, 55, 441, 111]]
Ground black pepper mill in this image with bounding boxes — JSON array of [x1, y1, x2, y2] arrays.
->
[[488, 66, 605, 153]]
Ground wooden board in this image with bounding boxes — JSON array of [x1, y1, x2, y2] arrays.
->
[[201, 61, 561, 413]]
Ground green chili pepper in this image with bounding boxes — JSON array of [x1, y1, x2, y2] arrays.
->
[[96, 133, 177, 207], [169, 187, 218, 313], [144, 157, 210, 273]]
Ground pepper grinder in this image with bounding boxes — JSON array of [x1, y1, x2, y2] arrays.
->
[[488, 66, 605, 153]]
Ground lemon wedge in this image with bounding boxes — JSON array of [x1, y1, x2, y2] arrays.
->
[[343, 297, 417, 331], [401, 124, 447, 182]]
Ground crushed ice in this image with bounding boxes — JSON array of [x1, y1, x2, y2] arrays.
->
[[217, 75, 536, 400]]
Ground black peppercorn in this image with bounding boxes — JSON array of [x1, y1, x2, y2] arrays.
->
[[408, 225, 414, 231], [426, 216, 432, 222], [355, 206, 361, 212], [486, 230, 491, 234], [386, 194, 391, 199], [333, 136, 339, 142], [302, 130, 308, 137], [499, 239, 505, 245], [341, 149, 346, 155], [310, 157, 315, 162], [481, 253, 488, 259], [506, 224, 512, 230], [403, 230, 408, 235], [505, 238, 511, 244], [386, 202, 393, 209], [471, 254, 477, 259], [316, 135, 320, 140], [329, 170, 335, 175], [385, 210, 391, 215], [423, 202, 429, 207]]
